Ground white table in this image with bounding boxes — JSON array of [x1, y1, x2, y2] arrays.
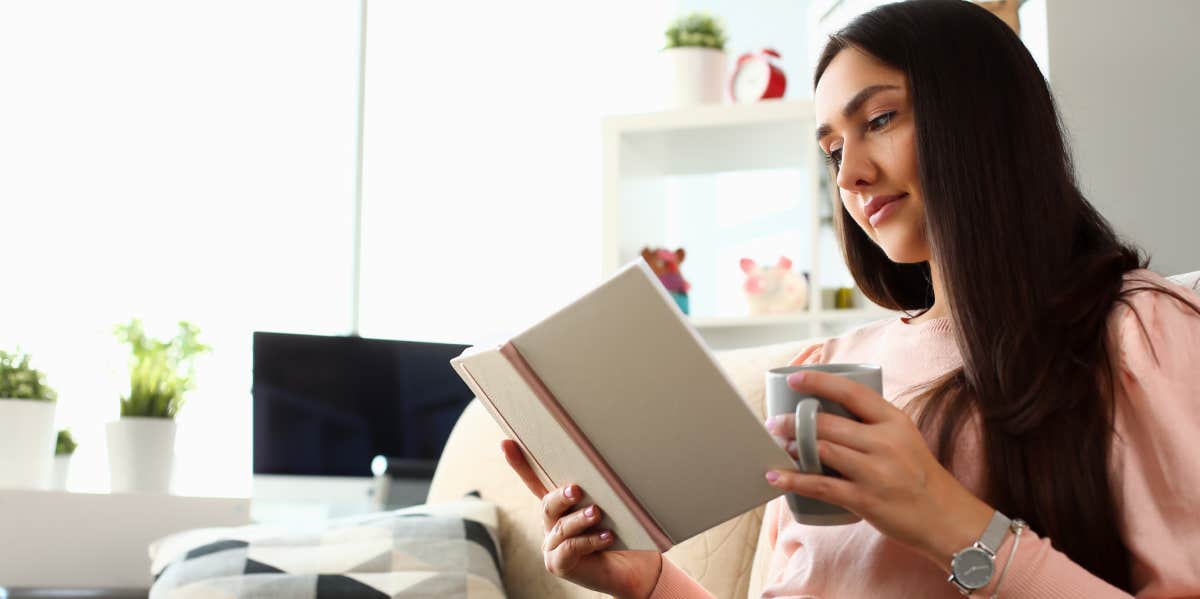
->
[[0, 489, 250, 589]]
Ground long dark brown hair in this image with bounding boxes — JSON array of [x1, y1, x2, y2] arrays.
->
[[815, 0, 1197, 591]]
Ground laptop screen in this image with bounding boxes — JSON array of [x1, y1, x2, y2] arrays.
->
[[252, 331, 473, 477]]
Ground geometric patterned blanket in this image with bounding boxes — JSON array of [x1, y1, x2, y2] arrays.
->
[[148, 497, 505, 599]]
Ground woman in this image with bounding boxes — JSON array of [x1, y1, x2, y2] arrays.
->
[[503, 1, 1200, 597]]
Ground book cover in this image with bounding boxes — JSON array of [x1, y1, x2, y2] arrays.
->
[[450, 259, 796, 552]]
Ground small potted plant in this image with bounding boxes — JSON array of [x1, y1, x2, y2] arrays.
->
[[0, 350, 58, 490], [662, 11, 729, 107], [108, 319, 208, 494], [52, 429, 77, 490]]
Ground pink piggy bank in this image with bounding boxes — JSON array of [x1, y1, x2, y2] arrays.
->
[[740, 256, 809, 315]]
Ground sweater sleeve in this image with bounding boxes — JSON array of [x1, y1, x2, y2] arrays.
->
[[644, 557, 717, 599], [973, 283, 1200, 598]]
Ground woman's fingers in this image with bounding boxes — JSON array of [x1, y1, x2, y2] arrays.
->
[[544, 530, 616, 577], [766, 467, 861, 513], [501, 439, 548, 498], [540, 484, 583, 531], [540, 496, 616, 578], [787, 371, 894, 424], [500, 439, 620, 576], [543, 503, 605, 553], [501, 439, 599, 540], [766, 414, 796, 458], [766, 413, 877, 456], [815, 413, 878, 454], [767, 410, 876, 477], [563, 530, 615, 557], [814, 439, 875, 482], [766, 413, 794, 438]]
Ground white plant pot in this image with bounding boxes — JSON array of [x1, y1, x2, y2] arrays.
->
[[662, 47, 727, 108], [0, 399, 57, 490], [107, 417, 176, 494], [52, 455, 71, 490]]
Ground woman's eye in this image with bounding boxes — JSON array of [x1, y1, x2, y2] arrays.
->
[[825, 148, 842, 169], [868, 111, 895, 131]]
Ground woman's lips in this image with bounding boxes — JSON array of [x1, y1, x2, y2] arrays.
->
[[866, 193, 907, 227]]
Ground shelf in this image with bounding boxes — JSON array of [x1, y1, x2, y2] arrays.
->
[[690, 307, 894, 330], [602, 98, 849, 349], [602, 99, 816, 176], [603, 98, 814, 133]]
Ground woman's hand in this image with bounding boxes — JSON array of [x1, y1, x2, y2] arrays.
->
[[763, 370, 995, 570], [500, 439, 664, 598]]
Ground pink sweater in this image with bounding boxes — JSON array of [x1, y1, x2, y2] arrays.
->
[[648, 270, 1200, 598]]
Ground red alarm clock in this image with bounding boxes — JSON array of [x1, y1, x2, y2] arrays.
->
[[729, 48, 787, 103]]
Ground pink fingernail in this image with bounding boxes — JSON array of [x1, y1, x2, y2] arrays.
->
[[787, 372, 806, 386], [585, 505, 596, 517], [765, 415, 778, 430], [565, 485, 575, 499], [765, 471, 780, 483], [600, 530, 612, 540]]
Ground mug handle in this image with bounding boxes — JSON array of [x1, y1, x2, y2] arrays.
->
[[794, 398, 823, 474]]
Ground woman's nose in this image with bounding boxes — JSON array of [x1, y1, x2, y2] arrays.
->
[[835, 143, 876, 192]]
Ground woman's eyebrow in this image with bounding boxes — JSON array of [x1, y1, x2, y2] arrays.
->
[[815, 84, 902, 142]]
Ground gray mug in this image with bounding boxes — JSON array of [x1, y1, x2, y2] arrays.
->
[[765, 363, 882, 526]]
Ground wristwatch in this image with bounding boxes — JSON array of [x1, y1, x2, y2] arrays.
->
[[947, 510, 1011, 595]]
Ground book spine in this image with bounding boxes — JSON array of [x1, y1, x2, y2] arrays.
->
[[500, 341, 673, 553], [456, 362, 558, 492]]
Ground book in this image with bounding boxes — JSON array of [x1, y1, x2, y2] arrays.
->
[[449, 258, 796, 552]]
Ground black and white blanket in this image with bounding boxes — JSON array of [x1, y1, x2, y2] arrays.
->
[[148, 498, 505, 599]]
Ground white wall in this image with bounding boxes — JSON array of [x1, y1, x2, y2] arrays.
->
[[1046, 0, 1200, 276]]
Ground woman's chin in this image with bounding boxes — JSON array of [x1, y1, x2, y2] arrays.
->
[[877, 238, 929, 264]]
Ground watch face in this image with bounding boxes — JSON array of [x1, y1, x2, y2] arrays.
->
[[952, 547, 995, 589], [733, 60, 769, 102]]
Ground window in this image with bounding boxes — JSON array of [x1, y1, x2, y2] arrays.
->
[[0, 1, 358, 496], [0, 0, 673, 496]]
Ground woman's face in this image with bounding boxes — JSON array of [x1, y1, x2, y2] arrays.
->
[[815, 47, 929, 264]]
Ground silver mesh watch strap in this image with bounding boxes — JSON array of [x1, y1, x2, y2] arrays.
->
[[979, 510, 1012, 554]]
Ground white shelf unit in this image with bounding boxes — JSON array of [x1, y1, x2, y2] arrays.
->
[[602, 99, 895, 350]]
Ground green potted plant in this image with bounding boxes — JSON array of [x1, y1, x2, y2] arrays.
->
[[52, 428, 77, 490], [662, 12, 729, 107], [0, 350, 58, 490], [107, 319, 208, 494]]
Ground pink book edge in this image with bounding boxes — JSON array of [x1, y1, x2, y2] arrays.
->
[[500, 341, 674, 553]]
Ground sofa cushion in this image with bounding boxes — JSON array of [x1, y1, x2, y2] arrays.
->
[[1167, 270, 1200, 292], [427, 338, 817, 599], [147, 498, 505, 599]]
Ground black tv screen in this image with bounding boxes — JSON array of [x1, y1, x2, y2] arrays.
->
[[252, 332, 474, 477]]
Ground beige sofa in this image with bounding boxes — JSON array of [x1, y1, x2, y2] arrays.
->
[[427, 338, 814, 599]]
